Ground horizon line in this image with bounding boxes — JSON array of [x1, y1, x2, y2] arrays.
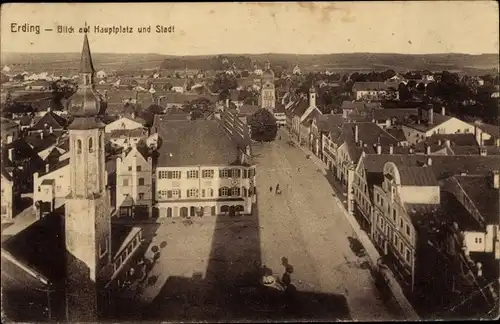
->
[[2, 51, 499, 57]]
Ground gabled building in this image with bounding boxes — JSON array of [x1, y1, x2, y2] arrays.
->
[[474, 121, 500, 147], [104, 113, 146, 134], [1, 117, 20, 145], [288, 86, 322, 145], [154, 119, 256, 218], [352, 82, 400, 101], [114, 143, 154, 219], [401, 106, 475, 145]]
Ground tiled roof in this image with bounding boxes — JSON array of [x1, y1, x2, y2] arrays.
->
[[237, 104, 260, 116], [25, 133, 60, 152], [427, 155, 500, 179], [362, 153, 421, 173], [274, 102, 286, 113], [475, 121, 500, 138], [156, 120, 247, 167], [301, 108, 322, 126], [454, 175, 499, 225], [37, 158, 70, 177], [316, 114, 344, 132], [152, 113, 191, 127], [372, 108, 418, 122], [397, 166, 438, 186], [31, 111, 67, 130], [415, 133, 479, 153], [385, 128, 407, 142], [290, 97, 309, 118], [404, 113, 455, 131], [0, 117, 18, 130], [405, 203, 443, 228]]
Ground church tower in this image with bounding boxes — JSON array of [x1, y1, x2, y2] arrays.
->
[[65, 32, 112, 321], [309, 83, 317, 107], [260, 60, 276, 112]]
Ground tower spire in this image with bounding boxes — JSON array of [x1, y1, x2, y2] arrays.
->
[[80, 26, 94, 74]]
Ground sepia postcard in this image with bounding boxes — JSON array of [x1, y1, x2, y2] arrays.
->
[[1, 1, 499, 322]]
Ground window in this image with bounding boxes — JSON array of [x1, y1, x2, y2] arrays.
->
[[219, 187, 229, 196], [165, 190, 172, 198], [77, 139, 82, 154], [475, 237, 483, 244], [394, 235, 398, 246], [137, 166, 142, 172], [220, 169, 229, 178], [38, 186, 41, 192], [376, 193, 380, 203], [89, 137, 94, 153], [187, 170, 199, 179], [201, 189, 206, 197], [1, 205, 6, 215], [202, 170, 214, 178], [159, 170, 181, 179], [99, 134, 102, 150], [405, 249, 411, 263], [231, 187, 241, 196], [173, 189, 181, 198], [128, 166, 132, 171], [187, 189, 198, 198], [400, 242, 403, 253], [138, 193, 144, 200], [243, 187, 248, 197], [123, 179, 129, 186], [208, 188, 214, 197], [231, 169, 241, 178], [138, 178, 145, 186], [243, 169, 248, 179], [400, 218, 404, 229], [392, 209, 397, 222], [405, 224, 410, 236]]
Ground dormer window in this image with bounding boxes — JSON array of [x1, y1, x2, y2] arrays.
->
[[89, 137, 94, 153]]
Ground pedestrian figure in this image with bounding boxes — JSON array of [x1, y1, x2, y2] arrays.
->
[[297, 167, 300, 172], [275, 183, 280, 194], [269, 186, 273, 193]]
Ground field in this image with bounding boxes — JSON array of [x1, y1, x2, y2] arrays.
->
[[1, 52, 498, 76]]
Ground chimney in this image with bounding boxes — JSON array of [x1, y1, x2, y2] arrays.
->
[[428, 104, 434, 125], [49, 126, 53, 134], [478, 130, 484, 146], [493, 170, 499, 189], [445, 139, 451, 147], [438, 139, 442, 146], [426, 144, 431, 155], [417, 107, 422, 124], [8, 148, 13, 161], [376, 144, 382, 155], [45, 164, 50, 173], [40, 132, 44, 139], [354, 124, 359, 143], [441, 106, 446, 116], [427, 157, 432, 166], [226, 98, 229, 108], [409, 147, 414, 154], [131, 112, 136, 120], [389, 144, 394, 155]]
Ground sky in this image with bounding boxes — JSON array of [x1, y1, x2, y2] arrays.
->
[[1, 2, 499, 55]]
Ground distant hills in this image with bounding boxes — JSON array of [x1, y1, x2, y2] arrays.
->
[[1, 52, 498, 76]]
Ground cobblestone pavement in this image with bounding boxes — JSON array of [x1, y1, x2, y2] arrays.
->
[[253, 130, 404, 321]]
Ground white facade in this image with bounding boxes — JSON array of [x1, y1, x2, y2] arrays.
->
[[171, 86, 184, 93], [274, 112, 286, 127], [402, 116, 475, 145], [115, 147, 153, 217], [463, 225, 500, 256], [105, 117, 144, 133], [33, 163, 71, 203], [155, 165, 256, 218], [1, 172, 13, 221]]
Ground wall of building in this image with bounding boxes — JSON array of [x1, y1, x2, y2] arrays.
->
[[1, 174, 13, 221], [399, 186, 440, 204], [104, 118, 143, 133], [33, 164, 71, 204], [155, 165, 256, 217], [115, 152, 153, 212]]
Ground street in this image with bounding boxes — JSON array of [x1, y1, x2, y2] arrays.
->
[[253, 129, 403, 321]]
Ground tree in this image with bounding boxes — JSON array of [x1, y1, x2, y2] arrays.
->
[[248, 108, 278, 142]]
